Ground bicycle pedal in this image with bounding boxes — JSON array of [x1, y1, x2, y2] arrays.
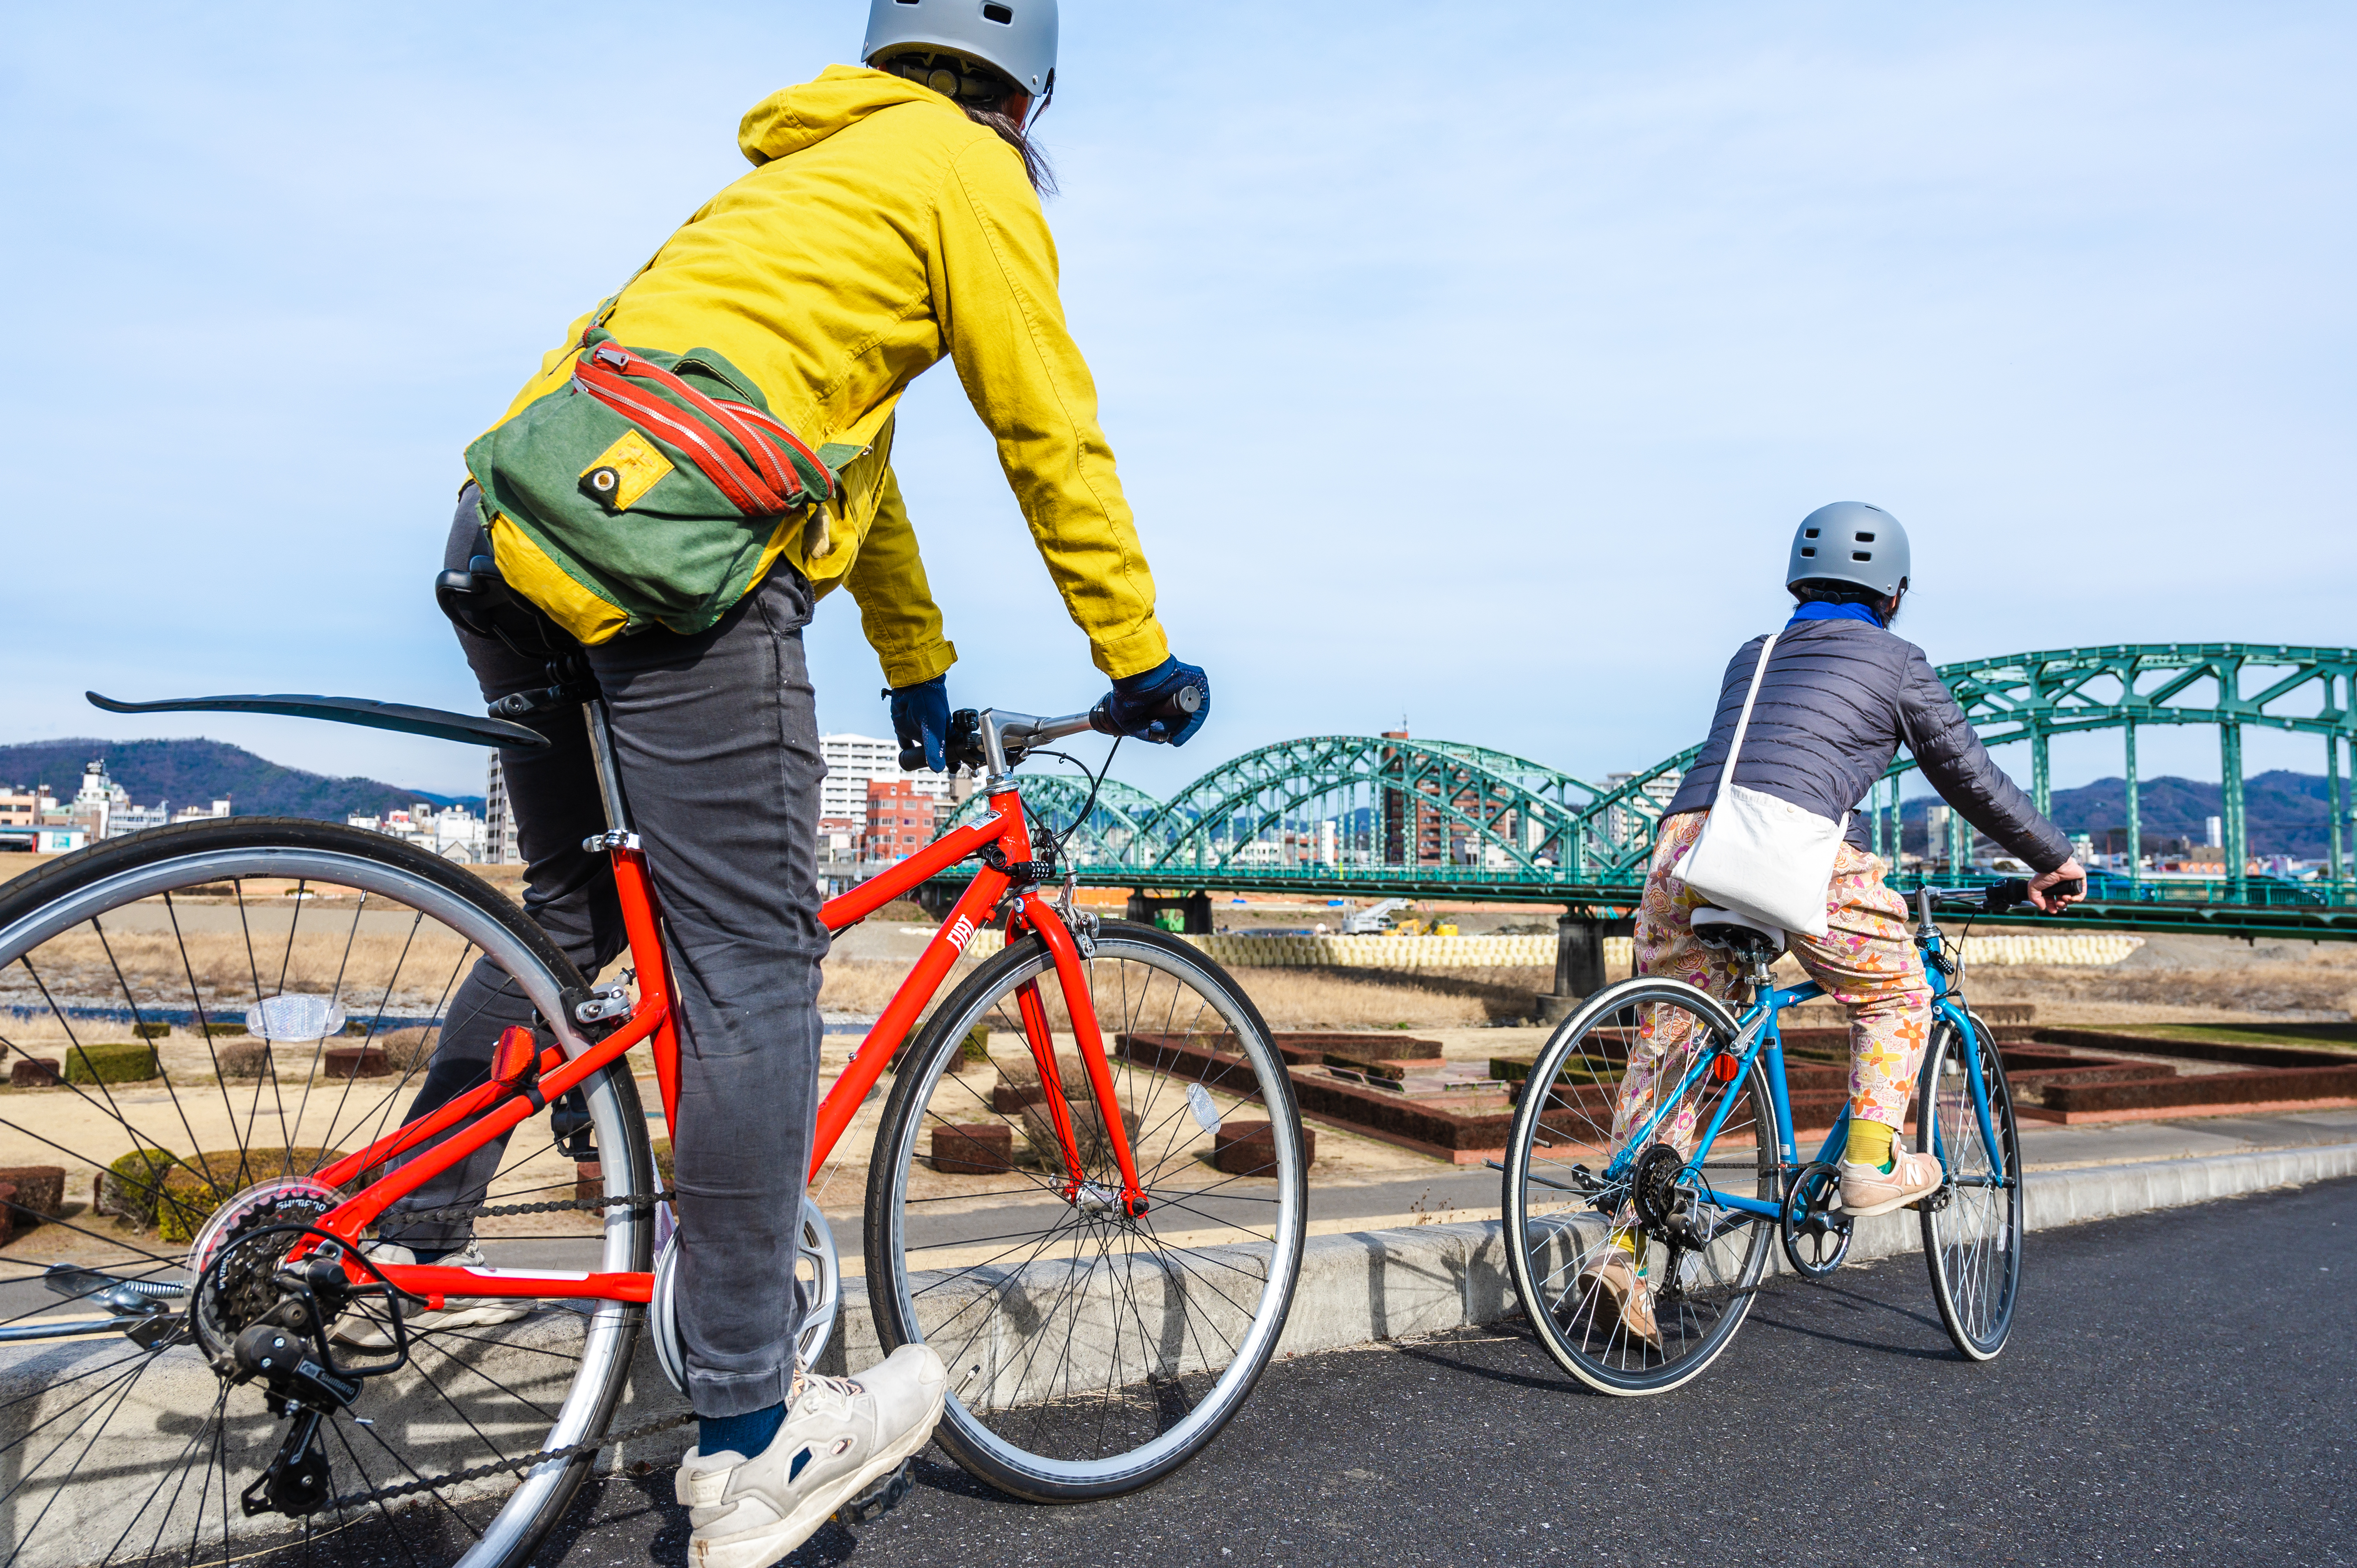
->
[[836, 1458, 913, 1526]]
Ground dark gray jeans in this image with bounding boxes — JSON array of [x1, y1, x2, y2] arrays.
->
[[383, 494, 828, 1417]]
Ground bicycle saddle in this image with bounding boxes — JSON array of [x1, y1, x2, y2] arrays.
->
[[1691, 906, 1787, 962]]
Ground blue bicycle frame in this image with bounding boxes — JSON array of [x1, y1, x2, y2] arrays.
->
[[1596, 909, 2007, 1222]]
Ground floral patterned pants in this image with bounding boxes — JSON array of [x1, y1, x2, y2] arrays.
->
[[1617, 809, 1933, 1144]]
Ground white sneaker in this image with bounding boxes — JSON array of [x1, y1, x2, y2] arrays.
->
[[676, 1344, 948, 1568], [331, 1240, 531, 1349]]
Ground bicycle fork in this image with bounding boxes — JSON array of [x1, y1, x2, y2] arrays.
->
[[1008, 894, 1149, 1218]]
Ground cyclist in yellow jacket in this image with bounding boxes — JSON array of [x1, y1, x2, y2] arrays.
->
[[404, 7, 1206, 1562]]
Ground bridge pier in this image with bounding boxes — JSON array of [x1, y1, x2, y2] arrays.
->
[[1127, 889, 1213, 934], [1536, 910, 1633, 1024]]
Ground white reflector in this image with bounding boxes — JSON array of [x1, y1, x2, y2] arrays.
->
[[1187, 1081, 1220, 1134], [247, 994, 347, 1041]]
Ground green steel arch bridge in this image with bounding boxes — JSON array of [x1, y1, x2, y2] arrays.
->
[[939, 642, 2357, 943]]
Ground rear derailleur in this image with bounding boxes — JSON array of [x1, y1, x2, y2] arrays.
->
[[201, 1232, 413, 1519]]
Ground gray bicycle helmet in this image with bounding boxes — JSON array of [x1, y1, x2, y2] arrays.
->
[[863, 0, 1056, 98], [1787, 501, 1910, 596]]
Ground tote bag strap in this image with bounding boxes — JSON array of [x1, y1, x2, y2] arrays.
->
[[1717, 631, 1778, 794]]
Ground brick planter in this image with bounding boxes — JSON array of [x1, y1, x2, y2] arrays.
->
[[931, 1123, 1015, 1175], [0, 1166, 67, 1226], [0, 1184, 15, 1248], [322, 1047, 390, 1079], [9, 1058, 62, 1087], [574, 1161, 604, 1204], [1213, 1120, 1314, 1176]]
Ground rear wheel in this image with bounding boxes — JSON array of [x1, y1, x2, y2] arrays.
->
[[1501, 977, 1776, 1396], [0, 820, 658, 1568], [1919, 1010, 2023, 1360], [866, 920, 1306, 1501]]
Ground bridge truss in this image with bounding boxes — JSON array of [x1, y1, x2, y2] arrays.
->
[[933, 643, 2357, 937]]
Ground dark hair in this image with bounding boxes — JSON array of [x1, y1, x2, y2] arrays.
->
[[966, 107, 1056, 195], [1790, 577, 1903, 623]]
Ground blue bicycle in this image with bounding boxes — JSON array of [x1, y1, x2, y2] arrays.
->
[[1500, 881, 2030, 1395]]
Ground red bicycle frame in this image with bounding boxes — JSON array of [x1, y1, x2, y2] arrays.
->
[[300, 778, 1147, 1310]]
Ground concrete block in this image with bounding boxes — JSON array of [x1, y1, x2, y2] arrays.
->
[[0, 1165, 66, 1224], [322, 1046, 390, 1079], [1214, 1120, 1314, 1176], [930, 1123, 1013, 1175]]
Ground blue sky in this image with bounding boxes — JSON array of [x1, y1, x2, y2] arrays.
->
[[5, 2, 2350, 804]]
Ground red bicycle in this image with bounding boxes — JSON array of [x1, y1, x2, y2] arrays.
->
[[0, 692, 1306, 1568]]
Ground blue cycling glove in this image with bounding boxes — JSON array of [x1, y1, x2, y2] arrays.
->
[[886, 676, 951, 771], [1105, 657, 1210, 745]]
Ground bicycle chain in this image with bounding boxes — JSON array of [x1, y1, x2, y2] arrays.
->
[[387, 1189, 676, 1227], [328, 1407, 695, 1511]]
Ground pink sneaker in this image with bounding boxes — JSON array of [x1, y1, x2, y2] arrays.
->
[[1573, 1246, 1661, 1349], [1837, 1148, 1943, 1218]]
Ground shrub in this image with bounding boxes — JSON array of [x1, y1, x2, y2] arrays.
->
[[155, 1146, 348, 1244], [101, 1146, 178, 1228], [202, 1022, 246, 1038], [66, 1042, 160, 1085], [961, 1024, 991, 1062], [373, 1028, 438, 1072], [133, 1021, 172, 1040], [213, 1041, 272, 1080]]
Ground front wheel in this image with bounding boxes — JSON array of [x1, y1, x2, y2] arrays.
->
[[1919, 1010, 2023, 1359], [865, 920, 1306, 1501]]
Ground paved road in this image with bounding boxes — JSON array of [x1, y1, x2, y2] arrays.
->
[[505, 1175, 2355, 1568]]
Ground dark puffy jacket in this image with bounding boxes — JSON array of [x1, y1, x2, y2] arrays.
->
[[1661, 619, 2071, 872]]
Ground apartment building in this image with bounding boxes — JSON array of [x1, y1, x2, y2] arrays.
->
[[821, 733, 949, 822], [864, 779, 944, 863]]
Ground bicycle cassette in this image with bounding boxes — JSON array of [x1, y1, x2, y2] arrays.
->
[[188, 1177, 342, 1358]]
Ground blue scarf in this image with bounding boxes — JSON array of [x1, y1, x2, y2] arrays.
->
[[1787, 601, 1884, 629]]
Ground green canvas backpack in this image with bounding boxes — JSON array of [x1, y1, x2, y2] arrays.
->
[[465, 327, 857, 642]]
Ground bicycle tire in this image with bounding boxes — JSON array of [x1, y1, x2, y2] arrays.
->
[[1918, 1010, 2023, 1360], [1501, 976, 1776, 1396], [865, 919, 1306, 1501], [0, 819, 655, 1568]]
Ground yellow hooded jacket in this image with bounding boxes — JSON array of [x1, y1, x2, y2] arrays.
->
[[481, 66, 1168, 685]]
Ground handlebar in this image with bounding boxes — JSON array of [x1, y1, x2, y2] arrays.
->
[[1917, 876, 2087, 924], [934, 680, 1207, 778]]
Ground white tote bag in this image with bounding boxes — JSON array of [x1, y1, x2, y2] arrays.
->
[[1678, 631, 1849, 938]]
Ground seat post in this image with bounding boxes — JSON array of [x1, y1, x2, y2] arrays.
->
[[583, 700, 633, 834]]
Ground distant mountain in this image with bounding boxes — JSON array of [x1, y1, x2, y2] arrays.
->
[[0, 738, 485, 822], [1903, 770, 2340, 858]]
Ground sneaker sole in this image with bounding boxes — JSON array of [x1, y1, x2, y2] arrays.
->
[[1837, 1184, 1940, 1220], [689, 1392, 947, 1568]]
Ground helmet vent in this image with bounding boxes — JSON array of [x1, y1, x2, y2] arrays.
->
[[1855, 531, 1875, 542], [983, 2, 1013, 19], [1799, 547, 1815, 557], [1852, 551, 1871, 560], [1803, 528, 1820, 538]]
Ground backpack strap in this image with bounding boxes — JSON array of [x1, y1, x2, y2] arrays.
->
[[1719, 631, 1777, 792]]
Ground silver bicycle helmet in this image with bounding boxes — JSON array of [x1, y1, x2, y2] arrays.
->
[[1787, 501, 1910, 596], [862, 0, 1056, 98]]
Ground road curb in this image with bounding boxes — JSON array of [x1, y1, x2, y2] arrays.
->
[[822, 1138, 2357, 1374], [4, 1141, 2351, 1567]]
